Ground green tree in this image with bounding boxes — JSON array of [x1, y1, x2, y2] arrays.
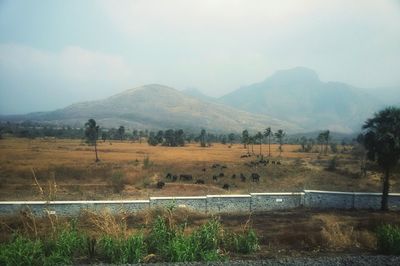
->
[[256, 131, 263, 155], [200, 129, 207, 147], [264, 127, 272, 157], [300, 136, 307, 152], [242, 130, 249, 152], [228, 133, 235, 146], [117, 126, 125, 141], [85, 119, 100, 162], [361, 107, 400, 211], [274, 129, 286, 156]]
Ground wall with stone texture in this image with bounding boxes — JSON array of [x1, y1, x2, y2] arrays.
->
[[1, 190, 400, 216]]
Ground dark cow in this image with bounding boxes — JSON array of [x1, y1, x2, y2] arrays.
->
[[240, 173, 246, 182], [251, 173, 260, 182], [222, 184, 230, 190], [179, 174, 193, 181], [202, 168, 206, 172], [172, 175, 178, 182], [271, 160, 276, 165], [277, 161, 281, 165], [211, 163, 220, 168], [195, 179, 205, 184], [157, 181, 165, 189], [165, 173, 172, 179], [240, 154, 248, 158], [212, 175, 218, 181], [219, 172, 224, 177], [231, 174, 236, 179], [221, 165, 227, 169]]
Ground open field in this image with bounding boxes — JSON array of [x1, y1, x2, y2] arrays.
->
[[0, 137, 399, 200]]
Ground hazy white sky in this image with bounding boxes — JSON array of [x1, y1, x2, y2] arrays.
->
[[0, 0, 399, 114]]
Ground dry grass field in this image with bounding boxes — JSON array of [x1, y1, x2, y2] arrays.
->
[[0, 137, 399, 200]]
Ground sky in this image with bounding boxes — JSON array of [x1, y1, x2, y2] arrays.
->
[[0, 0, 399, 114]]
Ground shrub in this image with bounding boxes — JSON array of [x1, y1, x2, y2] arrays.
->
[[326, 156, 338, 171], [111, 172, 125, 193], [223, 228, 259, 254], [376, 224, 400, 255], [98, 234, 146, 264], [142, 156, 153, 169], [0, 235, 44, 266]]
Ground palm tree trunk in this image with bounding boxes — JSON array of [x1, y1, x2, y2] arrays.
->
[[94, 140, 99, 162], [268, 136, 271, 157], [381, 168, 390, 211]]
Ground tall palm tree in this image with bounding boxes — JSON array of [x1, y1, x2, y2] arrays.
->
[[85, 119, 100, 162], [362, 107, 400, 210], [274, 129, 286, 157], [256, 131, 263, 155], [264, 127, 272, 157]]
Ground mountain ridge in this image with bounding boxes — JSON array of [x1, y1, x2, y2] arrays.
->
[[1, 84, 301, 133]]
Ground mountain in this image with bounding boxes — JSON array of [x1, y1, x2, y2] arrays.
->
[[182, 87, 216, 102], [220, 67, 390, 133], [2, 84, 301, 133]]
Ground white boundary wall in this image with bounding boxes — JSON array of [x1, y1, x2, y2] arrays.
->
[[1, 190, 400, 216]]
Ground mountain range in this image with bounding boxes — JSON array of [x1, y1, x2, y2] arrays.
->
[[1, 67, 398, 134]]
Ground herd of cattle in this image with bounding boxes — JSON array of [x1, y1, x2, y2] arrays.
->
[[156, 154, 282, 190]]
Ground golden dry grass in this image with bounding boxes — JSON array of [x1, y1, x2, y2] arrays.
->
[[0, 137, 396, 200]]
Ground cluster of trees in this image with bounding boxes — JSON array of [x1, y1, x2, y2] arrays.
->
[[241, 128, 286, 156], [0, 122, 84, 139], [147, 129, 185, 147]]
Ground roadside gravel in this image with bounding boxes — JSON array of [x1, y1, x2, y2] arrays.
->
[[96, 255, 400, 266]]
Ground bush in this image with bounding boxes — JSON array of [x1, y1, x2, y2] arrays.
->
[[223, 228, 259, 254], [0, 235, 44, 266], [326, 156, 338, 171], [99, 234, 146, 264], [377, 224, 400, 255], [143, 156, 153, 169], [111, 172, 125, 193]]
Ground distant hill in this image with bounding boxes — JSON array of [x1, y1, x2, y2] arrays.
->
[[182, 87, 216, 103], [1, 84, 301, 133], [219, 67, 392, 133]]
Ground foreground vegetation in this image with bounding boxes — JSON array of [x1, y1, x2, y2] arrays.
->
[[2, 208, 400, 265], [0, 208, 258, 265]]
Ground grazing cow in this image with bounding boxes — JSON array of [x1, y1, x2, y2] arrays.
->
[[222, 184, 230, 190], [271, 160, 276, 165], [240, 173, 246, 182], [157, 181, 165, 189], [179, 174, 193, 181], [221, 165, 227, 169], [231, 174, 236, 179], [240, 154, 248, 158], [172, 175, 178, 182], [251, 173, 260, 182], [219, 172, 224, 177], [165, 173, 172, 179], [202, 168, 206, 172], [277, 161, 281, 165], [195, 179, 205, 184], [212, 175, 218, 181], [211, 163, 220, 168]]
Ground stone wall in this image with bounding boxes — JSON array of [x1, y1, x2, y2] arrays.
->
[[1, 190, 400, 216]]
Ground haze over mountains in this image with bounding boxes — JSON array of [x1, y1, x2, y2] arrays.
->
[[1, 67, 398, 134], [219, 67, 399, 133]]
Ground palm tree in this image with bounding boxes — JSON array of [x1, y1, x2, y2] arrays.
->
[[242, 130, 249, 149], [264, 127, 272, 157], [362, 107, 400, 211], [274, 129, 286, 157], [85, 119, 100, 162], [256, 131, 263, 155]]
